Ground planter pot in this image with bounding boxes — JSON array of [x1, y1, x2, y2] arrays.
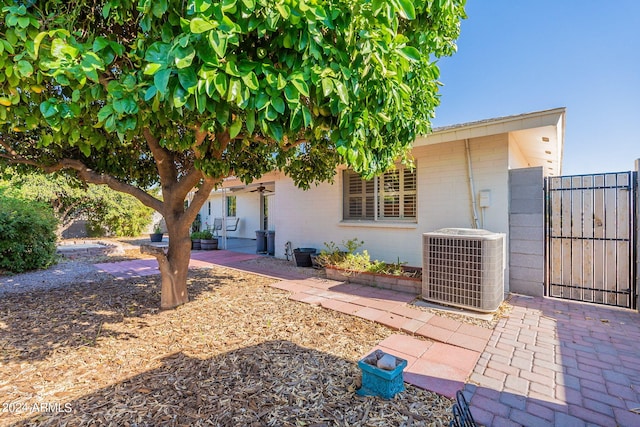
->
[[191, 238, 201, 250], [150, 232, 163, 243], [357, 351, 407, 399], [325, 266, 422, 294], [200, 238, 218, 250], [310, 253, 321, 269], [293, 248, 316, 267]]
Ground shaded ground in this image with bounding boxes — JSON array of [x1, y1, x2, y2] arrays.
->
[[0, 266, 454, 426]]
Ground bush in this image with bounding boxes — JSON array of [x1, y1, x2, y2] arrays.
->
[[0, 195, 58, 273], [0, 169, 154, 238], [316, 238, 414, 277], [191, 230, 213, 239], [85, 187, 154, 237]]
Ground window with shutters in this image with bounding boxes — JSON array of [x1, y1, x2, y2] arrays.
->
[[343, 165, 417, 221]]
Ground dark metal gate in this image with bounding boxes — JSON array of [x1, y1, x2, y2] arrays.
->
[[545, 171, 637, 308]]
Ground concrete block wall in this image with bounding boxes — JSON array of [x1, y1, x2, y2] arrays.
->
[[508, 167, 545, 297]]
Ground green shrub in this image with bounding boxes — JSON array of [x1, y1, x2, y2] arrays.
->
[[1, 169, 153, 238], [316, 238, 412, 277], [191, 230, 213, 239], [0, 195, 58, 273], [85, 186, 154, 237]]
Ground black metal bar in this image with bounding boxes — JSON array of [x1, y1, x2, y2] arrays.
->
[[632, 171, 638, 310], [548, 170, 634, 180], [592, 177, 596, 303], [544, 177, 549, 297], [549, 289, 632, 308], [549, 282, 630, 295], [571, 176, 576, 300], [548, 236, 630, 242], [449, 391, 477, 427], [615, 173, 620, 306], [547, 185, 631, 191]]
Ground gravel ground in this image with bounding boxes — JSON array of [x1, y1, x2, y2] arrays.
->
[[0, 260, 104, 297]]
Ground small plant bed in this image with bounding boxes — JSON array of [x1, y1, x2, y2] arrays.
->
[[317, 239, 422, 294]]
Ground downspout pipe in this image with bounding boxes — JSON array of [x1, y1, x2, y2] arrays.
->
[[465, 139, 481, 229]]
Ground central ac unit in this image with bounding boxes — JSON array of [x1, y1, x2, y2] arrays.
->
[[422, 228, 505, 313]]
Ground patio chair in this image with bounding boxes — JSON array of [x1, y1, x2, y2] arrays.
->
[[449, 391, 477, 427], [212, 217, 240, 236], [211, 218, 223, 236], [225, 217, 240, 232]]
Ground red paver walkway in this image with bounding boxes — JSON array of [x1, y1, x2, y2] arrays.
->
[[273, 277, 486, 398], [94, 250, 307, 281]]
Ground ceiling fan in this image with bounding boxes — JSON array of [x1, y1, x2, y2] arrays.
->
[[249, 184, 273, 193]]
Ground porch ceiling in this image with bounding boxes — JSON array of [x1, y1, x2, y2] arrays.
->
[[226, 181, 275, 194], [511, 122, 563, 176]]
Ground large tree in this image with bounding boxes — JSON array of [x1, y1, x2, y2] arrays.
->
[[0, 0, 466, 308]]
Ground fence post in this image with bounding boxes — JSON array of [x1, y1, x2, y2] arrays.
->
[[636, 159, 640, 311]]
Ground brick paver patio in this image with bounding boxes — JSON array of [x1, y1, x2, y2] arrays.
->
[[463, 295, 640, 426]]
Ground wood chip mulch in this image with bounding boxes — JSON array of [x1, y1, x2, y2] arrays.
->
[[1, 266, 455, 426]]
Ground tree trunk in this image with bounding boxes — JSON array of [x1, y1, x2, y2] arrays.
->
[[160, 231, 192, 309], [141, 226, 192, 309], [141, 174, 215, 309]]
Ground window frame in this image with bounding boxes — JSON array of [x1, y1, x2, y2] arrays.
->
[[226, 195, 237, 217], [342, 165, 417, 222]]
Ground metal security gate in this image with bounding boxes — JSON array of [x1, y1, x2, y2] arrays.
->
[[545, 171, 637, 308]]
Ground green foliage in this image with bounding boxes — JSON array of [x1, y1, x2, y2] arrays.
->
[[0, 0, 466, 190], [84, 186, 155, 237], [317, 238, 412, 276], [0, 194, 57, 273], [191, 230, 212, 239], [0, 170, 154, 237]]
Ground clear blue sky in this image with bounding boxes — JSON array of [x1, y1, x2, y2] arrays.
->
[[432, 0, 640, 175]]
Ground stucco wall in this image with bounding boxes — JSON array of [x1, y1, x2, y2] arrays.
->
[[271, 134, 511, 289], [199, 192, 261, 239]]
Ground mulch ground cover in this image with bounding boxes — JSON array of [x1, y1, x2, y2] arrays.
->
[[1, 263, 455, 426]]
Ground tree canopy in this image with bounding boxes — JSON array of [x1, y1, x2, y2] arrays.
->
[[0, 0, 466, 308]]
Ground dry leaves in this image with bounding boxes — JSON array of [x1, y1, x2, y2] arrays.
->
[[1, 266, 453, 426]]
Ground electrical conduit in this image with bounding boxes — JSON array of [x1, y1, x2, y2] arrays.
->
[[465, 139, 480, 229]]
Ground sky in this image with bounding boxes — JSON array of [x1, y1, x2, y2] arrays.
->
[[431, 0, 640, 175]]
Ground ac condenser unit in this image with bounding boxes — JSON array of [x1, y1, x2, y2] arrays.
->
[[422, 228, 505, 313]]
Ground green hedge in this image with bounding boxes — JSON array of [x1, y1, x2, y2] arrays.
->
[[0, 195, 58, 273]]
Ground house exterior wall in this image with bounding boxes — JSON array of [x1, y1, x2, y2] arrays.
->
[[235, 193, 261, 237], [272, 133, 512, 290], [198, 192, 261, 239]]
